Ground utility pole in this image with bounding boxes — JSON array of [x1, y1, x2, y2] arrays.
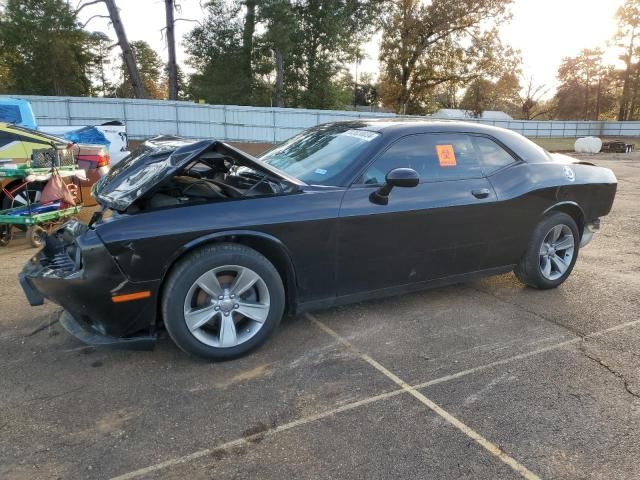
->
[[165, 0, 178, 100], [103, 0, 147, 99]]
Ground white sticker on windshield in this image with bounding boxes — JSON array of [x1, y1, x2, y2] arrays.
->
[[314, 168, 328, 175], [341, 129, 378, 142]]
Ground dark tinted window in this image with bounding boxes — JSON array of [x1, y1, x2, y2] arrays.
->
[[0, 131, 16, 148], [0, 105, 22, 124], [359, 133, 484, 185], [473, 136, 516, 173]]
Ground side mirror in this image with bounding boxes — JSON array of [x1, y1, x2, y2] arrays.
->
[[369, 168, 419, 205]]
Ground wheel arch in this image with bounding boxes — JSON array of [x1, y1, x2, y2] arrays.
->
[[158, 230, 298, 319], [543, 201, 585, 238]]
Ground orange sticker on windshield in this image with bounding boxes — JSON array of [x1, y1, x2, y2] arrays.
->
[[436, 145, 457, 167]]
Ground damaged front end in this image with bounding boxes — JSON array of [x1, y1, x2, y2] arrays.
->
[[92, 136, 302, 214], [20, 221, 159, 350], [19, 136, 302, 350]]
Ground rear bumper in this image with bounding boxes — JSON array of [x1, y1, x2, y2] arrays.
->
[[19, 222, 160, 348]]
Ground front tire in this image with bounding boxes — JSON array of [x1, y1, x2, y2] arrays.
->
[[515, 212, 580, 289], [161, 243, 285, 360]]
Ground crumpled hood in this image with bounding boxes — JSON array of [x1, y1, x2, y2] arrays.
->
[[92, 136, 300, 211]]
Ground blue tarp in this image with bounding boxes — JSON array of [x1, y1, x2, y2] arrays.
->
[[6, 201, 61, 216], [62, 126, 111, 148]]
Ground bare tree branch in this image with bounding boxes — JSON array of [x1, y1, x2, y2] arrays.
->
[[75, 0, 104, 16], [175, 18, 203, 26], [81, 14, 110, 28]]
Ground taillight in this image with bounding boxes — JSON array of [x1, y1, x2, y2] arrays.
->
[[96, 153, 110, 167], [77, 153, 110, 167]]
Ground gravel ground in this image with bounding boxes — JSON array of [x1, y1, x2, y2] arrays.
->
[[0, 154, 638, 480]]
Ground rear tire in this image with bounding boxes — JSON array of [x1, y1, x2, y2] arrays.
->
[[161, 243, 285, 361], [515, 212, 580, 289]]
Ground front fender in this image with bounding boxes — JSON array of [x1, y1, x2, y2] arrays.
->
[[160, 229, 299, 313]]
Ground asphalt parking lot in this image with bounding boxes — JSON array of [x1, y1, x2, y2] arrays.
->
[[1, 154, 639, 480]]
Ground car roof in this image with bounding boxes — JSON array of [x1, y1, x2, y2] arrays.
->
[[331, 118, 551, 163], [337, 118, 508, 135]]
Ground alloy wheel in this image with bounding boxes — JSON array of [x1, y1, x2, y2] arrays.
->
[[12, 188, 41, 207], [539, 224, 575, 281], [183, 265, 271, 348]]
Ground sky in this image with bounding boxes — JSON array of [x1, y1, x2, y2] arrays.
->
[[77, 0, 626, 95]]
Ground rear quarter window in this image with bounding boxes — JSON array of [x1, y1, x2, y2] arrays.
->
[[472, 136, 517, 174]]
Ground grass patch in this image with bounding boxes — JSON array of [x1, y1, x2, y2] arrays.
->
[[530, 137, 640, 152]]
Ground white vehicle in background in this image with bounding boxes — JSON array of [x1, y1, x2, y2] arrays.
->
[[0, 97, 130, 165], [42, 123, 130, 164]]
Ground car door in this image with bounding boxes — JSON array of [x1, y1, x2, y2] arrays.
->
[[469, 135, 525, 270], [336, 132, 498, 298]]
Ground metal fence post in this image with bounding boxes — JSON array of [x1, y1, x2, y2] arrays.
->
[[223, 105, 228, 141], [175, 102, 180, 136], [65, 98, 71, 125], [273, 108, 277, 143]]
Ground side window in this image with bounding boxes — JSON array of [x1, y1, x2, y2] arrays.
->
[[0, 131, 14, 148], [359, 133, 484, 185], [473, 136, 516, 174]]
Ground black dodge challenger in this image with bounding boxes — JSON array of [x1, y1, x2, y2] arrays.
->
[[20, 120, 617, 360]]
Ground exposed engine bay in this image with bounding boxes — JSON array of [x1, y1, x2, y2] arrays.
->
[[128, 149, 296, 213]]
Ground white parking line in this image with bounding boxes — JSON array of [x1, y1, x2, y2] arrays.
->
[[110, 388, 407, 480], [309, 314, 541, 480], [110, 316, 640, 480]]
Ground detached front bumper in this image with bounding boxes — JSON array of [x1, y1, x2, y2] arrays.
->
[[19, 222, 159, 350], [580, 219, 600, 248]]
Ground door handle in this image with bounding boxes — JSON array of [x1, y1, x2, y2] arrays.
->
[[471, 188, 490, 199]]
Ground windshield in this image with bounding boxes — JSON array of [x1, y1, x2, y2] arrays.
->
[[259, 123, 380, 185]]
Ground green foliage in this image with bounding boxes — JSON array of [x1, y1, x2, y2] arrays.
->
[[115, 41, 166, 99], [460, 73, 521, 118], [378, 0, 519, 115], [554, 49, 619, 121], [185, 1, 251, 105], [615, 0, 640, 120], [185, 0, 387, 109], [87, 31, 113, 97], [0, 0, 92, 95]]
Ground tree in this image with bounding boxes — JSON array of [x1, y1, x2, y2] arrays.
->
[[87, 31, 114, 96], [115, 41, 166, 99], [186, 0, 386, 109], [555, 49, 618, 120], [101, 0, 148, 98], [290, 0, 387, 109], [519, 77, 553, 120], [459, 72, 520, 117], [354, 73, 379, 107], [615, 0, 640, 120], [185, 1, 250, 104], [259, 0, 296, 107], [378, 0, 518, 114], [164, 0, 179, 100], [0, 0, 92, 95]]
